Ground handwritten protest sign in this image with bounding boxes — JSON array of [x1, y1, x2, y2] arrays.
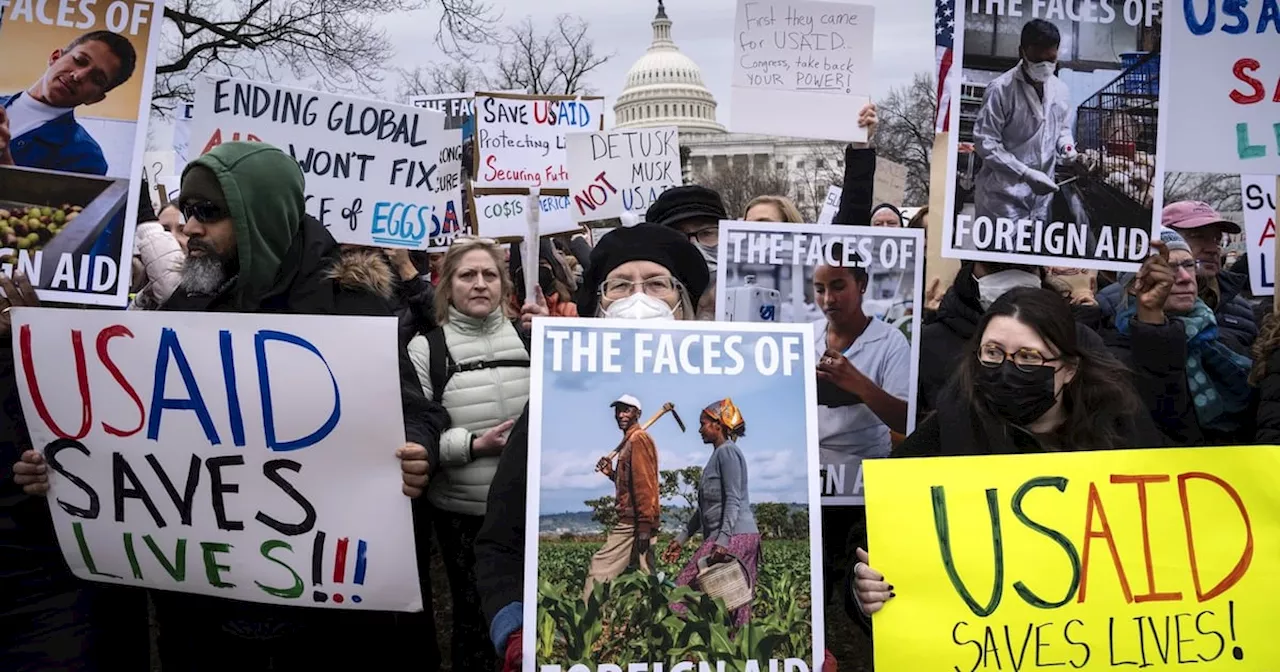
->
[[173, 102, 196, 170], [0, 0, 164, 306], [865, 446, 1280, 669], [1242, 175, 1276, 296], [12, 309, 422, 612], [717, 222, 922, 505], [1165, 3, 1280, 174], [565, 127, 681, 222], [471, 192, 581, 239], [943, 0, 1164, 270], [473, 92, 605, 191], [731, 0, 874, 142], [524, 319, 824, 672], [191, 76, 464, 250], [816, 185, 842, 225]]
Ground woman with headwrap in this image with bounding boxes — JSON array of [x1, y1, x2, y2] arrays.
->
[[662, 398, 761, 626]]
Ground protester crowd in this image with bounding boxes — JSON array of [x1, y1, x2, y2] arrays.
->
[[1, 93, 1274, 672]]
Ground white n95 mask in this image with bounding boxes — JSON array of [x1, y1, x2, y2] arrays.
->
[[976, 269, 1041, 310], [604, 292, 676, 320], [1025, 60, 1055, 83]]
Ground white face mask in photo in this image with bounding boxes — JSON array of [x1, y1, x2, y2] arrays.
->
[[1024, 60, 1055, 83], [975, 269, 1041, 310], [604, 292, 676, 320]]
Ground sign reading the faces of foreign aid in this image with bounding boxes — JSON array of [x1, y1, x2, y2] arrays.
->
[[0, 0, 165, 306], [865, 446, 1280, 670], [715, 222, 923, 506], [943, 0, 1165, 271], [524, 319, 825, 672], [13, 309, 422, 612]]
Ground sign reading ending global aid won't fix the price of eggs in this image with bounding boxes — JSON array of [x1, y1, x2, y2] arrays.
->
[[191, 76, 465, 250]]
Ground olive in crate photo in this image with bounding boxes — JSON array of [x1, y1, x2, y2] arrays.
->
[[0, 204, 83, 250]]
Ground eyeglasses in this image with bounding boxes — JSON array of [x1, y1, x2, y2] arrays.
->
[[978, 343, 1061, 371], [685, 227, 719, 247], [180, 200, 227, 224], [600, 276, 682, 301], [1169, 259, 1202, 273]]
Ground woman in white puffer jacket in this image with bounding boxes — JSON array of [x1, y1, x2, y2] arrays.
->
[[406, 236, 541, 671]]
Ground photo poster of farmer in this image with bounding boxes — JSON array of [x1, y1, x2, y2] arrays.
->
[[715, 222, 924, 506], [943, 0, 1165, 271], [0, 0, 165, 305], [524, 318, 824, 672]]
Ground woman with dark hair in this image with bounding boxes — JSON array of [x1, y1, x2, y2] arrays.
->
[[849, 287, 1162, 621], [663, 398, 761, 626]]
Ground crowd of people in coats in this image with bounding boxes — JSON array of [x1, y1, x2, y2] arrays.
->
[[2, 102, 1278, 672]]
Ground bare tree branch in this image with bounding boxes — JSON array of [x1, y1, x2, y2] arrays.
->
[[397, 62, 485, 98], [693, 160, 793, 221], [152, 0, 499, 114], [489, 15, 613, 95], [875, 72, 937, 205]]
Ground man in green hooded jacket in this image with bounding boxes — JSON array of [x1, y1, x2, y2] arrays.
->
[[153, 141, 448, 671]]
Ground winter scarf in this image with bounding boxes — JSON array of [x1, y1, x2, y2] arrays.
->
[[1117, 298, 1253, 431]]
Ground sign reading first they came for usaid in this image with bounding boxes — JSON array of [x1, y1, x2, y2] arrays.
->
[[12, 309, 422, 612], [191, 76, 465, 251]]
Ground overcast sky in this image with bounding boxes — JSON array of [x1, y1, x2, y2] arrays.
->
[[379, 0, 935, 126]]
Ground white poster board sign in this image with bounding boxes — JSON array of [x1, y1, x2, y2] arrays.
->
[[565, 127, 681, 222], [731, 0, 874, 142], [156, 176, 181, 207], [11, 309, 422, 612], [1243, 175, 1276, 296], [173, 103, 195, 172], [472, 192, 581, 239], [817, 185, 842, 225], [191, 76, 464, 250], [472, 93, 605, 190], [142, 151, 176, 186], [1165, 5, 1280, 175]]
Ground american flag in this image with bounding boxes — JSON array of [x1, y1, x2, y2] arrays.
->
[[935, 0, 956, 133]]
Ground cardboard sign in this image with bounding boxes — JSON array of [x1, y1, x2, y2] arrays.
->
[[716, 222, 923, 505], [730, 0, 874, 142], [472, 92, 605, 190], [942, 1, 1165, 271], [11, 309, 422, 612], [865, 446, 1280, 669], [1165, 4, 1280, 175], [191, 76, 464, 250], [470, 191, 581, 240], [1242, 175, 1276, 296], [817, 185, 842, 225], [565, 127, 681, 222], [524, 319, 824, 672], [0, 0, 165, 306]]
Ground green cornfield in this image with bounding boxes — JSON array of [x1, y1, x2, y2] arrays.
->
[[535, 537, 814, 671]]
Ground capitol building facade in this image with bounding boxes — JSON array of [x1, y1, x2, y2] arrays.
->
[[612, 2, 907, 219]]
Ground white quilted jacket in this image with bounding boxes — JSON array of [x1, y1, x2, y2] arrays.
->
[[407, 307, 530, 516]]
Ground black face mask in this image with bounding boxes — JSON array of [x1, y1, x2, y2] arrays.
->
[[976, 361, 1059, 426], [538, 266, 557, 296]]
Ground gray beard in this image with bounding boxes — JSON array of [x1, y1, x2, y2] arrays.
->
[[179, 254, 229, 295]]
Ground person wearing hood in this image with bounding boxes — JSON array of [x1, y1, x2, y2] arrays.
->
[[14, 142, 451, 671], [971, 20, 1087, 227], [869, 203, 904, 228], [1097, 202, 1257, 356], [917, 260, 1108, 416]]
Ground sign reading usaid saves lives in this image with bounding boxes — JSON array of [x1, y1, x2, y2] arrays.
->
[[13, 309, 421, 612], [191, 76, 465, 250]]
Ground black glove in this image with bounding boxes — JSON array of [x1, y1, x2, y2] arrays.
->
[[136, 175, 157, 223]]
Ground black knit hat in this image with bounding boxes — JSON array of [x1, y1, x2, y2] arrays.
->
[[576, 223, 710, 317], [645, 185, 728, 228]]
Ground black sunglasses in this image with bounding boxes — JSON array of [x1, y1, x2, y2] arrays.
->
[[180, 200, 227, 224]]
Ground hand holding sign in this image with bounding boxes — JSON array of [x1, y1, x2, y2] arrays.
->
[[396, 443, 431, 499], [853, 547, 894, 615], [520, 285, 550, 333], [1129, 238, 1173, 324], [853, 103, 878, 149], [12, 450, 48, 496], [0, 273, 41, 338]]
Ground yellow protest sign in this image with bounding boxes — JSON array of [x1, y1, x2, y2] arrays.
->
[[864, 446, 1280, 670]]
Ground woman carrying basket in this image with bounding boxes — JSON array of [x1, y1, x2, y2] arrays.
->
[[663, 398, 761, 625]]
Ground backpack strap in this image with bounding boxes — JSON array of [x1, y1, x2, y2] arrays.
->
[[425, 327, 452, 404]]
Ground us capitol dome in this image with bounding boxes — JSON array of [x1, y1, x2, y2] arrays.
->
[[614, 0, 725, 135]]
